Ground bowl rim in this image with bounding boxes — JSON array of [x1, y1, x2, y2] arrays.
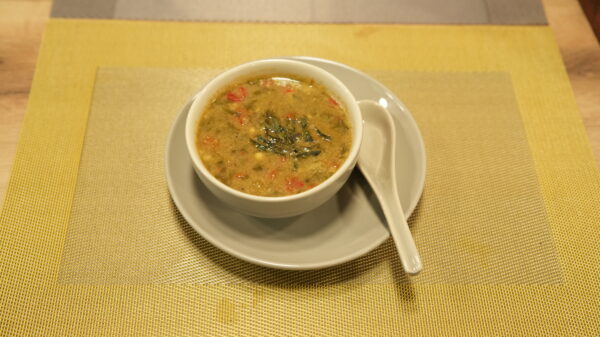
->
[[185, 58, 363, 203]]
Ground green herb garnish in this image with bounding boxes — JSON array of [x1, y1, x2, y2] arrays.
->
[[250, 113, 323, 160], [300, 118, 313, 142], [315, 128, 331, 141]]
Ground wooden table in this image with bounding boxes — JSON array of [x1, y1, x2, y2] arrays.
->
[[1, 0, 598, 203]]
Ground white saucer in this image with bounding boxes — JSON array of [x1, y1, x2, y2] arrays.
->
[[165, 57, 426, 270]]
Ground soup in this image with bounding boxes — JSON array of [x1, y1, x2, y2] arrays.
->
[[196, 74, 352, 196]]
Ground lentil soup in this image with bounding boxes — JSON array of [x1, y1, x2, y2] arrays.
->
[[196, 74, 353, 196]]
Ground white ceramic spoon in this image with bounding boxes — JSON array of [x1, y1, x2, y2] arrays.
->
[[357, 100, 422, 275]]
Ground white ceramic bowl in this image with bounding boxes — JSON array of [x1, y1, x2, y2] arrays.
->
[[185, 59, 363, 218]]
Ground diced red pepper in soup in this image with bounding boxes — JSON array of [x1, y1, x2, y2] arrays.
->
[[286, 176, 305, 193], [226, 86, 248, 102], [327, 97, 339, 107]]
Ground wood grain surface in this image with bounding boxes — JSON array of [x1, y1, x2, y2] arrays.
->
[[0, 1, 51, 203], [543, 0, 600, 167], [0, 0, 598, 203]]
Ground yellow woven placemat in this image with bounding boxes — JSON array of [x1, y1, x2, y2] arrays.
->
[[57, 67, 561, 285], [1, 20, 598, 336]]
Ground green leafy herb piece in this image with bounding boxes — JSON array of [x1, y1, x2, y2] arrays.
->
[[300, 117, 308, 128], [303, 130, 313, 142], [315, 128, 332, 141], [298, 117, 313, 142], [224, 108, 237, 115], [250, 113, 322, 160], [295, 150, 321, 158]]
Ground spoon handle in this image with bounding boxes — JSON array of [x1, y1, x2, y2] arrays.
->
[[379, 186, 422, 275]]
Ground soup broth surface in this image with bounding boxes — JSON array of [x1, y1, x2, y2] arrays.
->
[[197, 74, 352, 196]]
